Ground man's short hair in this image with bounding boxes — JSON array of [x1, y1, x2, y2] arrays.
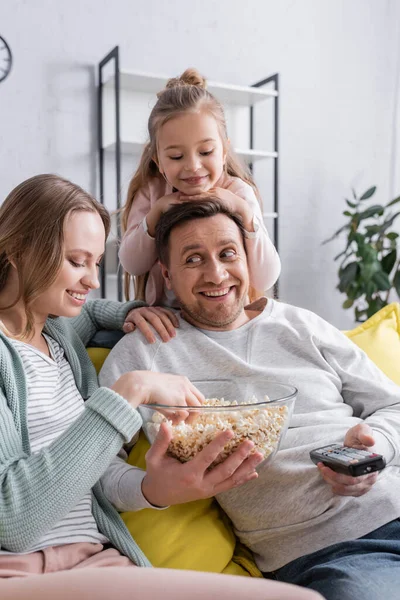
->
[[155, 199, 247, 266]]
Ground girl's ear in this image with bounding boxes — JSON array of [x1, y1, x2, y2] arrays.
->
[[159, 261, 172, 290], [223, 138, 230, 165], [153, 153, 163, 175]]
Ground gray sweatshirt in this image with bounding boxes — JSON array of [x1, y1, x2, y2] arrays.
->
[[99, 298, 400, 571]]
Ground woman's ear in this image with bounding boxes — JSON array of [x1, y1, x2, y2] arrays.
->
[[159, 261, 172, 290]]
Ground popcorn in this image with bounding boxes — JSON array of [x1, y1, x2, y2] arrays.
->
[[146, 397, 288, 467]]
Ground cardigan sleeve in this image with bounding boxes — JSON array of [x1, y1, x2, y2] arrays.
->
[[69, 299, 147, 347], [0, 383, 142, 553]]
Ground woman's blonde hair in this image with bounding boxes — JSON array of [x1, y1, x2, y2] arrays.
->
[[121, 68, 260, 300], [0, 174, 110, 340]]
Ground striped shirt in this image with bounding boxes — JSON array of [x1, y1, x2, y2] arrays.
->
[[6, 334, 108, 552]]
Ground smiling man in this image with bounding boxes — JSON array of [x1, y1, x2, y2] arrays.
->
[[100, 200, 400, 600]]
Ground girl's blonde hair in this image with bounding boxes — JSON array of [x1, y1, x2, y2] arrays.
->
[[121, 68, 260, 301], [0, 174, 110, 340]]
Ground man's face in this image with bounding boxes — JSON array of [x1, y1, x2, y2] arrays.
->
[[160, 214, 249, 330]]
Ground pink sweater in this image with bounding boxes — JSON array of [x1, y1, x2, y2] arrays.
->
[[119, 174, 281, 305]]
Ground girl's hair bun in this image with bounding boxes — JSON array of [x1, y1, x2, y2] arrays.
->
[[157, 68, 207, 97]]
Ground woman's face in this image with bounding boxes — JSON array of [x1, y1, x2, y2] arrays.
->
[[31, 210, 105, 320]]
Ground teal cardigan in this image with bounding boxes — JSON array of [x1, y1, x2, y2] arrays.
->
[[0, 299, 151, 566]]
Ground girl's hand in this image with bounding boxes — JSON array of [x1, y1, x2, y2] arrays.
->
[[146, 192, 181, 236], [111, 371, 204, 409], [123, 306, 179, 343], [141, 423, 264, 506], [183, 187, 254, 230]]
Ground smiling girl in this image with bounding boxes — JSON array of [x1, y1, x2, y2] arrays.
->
[[119, 68, 281, 344]]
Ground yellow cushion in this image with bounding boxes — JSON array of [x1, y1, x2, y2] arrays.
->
[[122, 433, 260, 576], [87, 347, 111, 374], [344, 303, 400, 386], [87, 345, 261, 577]]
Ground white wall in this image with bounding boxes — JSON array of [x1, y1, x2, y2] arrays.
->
[[1, 0, 399, 327]]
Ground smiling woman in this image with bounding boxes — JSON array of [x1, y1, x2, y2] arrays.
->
[[0, 175, 318, 600], [0, 175, 110, 343]]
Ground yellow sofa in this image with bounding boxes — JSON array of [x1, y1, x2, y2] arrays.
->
[[87, 302, 400, 576]]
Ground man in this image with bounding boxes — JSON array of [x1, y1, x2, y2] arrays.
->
[[100, 200, 400, 600]]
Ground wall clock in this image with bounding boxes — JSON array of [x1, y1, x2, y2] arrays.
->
[[0, 36, 12, 83]]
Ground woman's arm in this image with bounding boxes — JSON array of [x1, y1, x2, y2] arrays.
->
[[69, 299, 147, 347], [0, 386, 141, 553]]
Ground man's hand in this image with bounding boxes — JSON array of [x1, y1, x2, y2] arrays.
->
[[317, 423, 379, 497], [123, 306, 180, 343], [141, 423, 263, 506]]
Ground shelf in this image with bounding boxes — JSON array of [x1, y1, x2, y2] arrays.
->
[[104, 141, 277, 163], [104, 70, 277, 106]]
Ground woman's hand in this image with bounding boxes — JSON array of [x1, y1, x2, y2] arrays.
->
[[111, 371, 204, 409], [183, 187, 255, 231], [123, 306, 179, 343], [141, 423, 264, 506]]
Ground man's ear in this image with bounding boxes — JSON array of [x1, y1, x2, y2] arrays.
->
[[159, 261, 172, 290]]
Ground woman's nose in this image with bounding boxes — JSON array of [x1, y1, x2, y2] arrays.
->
[[82, 266, 100, 290]]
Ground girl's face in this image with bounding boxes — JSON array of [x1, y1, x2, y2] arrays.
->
[[31, 210, 105, 321], [156, 111, 227, 195]]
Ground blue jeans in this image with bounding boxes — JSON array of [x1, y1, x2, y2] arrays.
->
[[264, 518, 400, 600]]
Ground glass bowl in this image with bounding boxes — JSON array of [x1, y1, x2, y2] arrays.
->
[[138, 378, 297, 467]]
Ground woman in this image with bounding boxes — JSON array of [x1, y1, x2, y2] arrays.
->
[[0, 174, 320, 600]]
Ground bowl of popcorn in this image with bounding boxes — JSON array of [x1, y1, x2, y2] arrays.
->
[[138, 378, 297, 467]]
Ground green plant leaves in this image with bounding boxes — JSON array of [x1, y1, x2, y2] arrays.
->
[[386, 195, 400, 207], [360, 186, 377, 200], [346, 200, 357, 209], [372, 270, 391, 291], [325, 185, 400, 321], [381, 250, 397, 274], [358, 205, 384, 221], [338, 262, 359, 292], [394, 270, 400, 297], [342, 298, 354, 309]]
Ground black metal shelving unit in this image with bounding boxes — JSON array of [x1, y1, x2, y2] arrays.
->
[[97, 46, 279, 300]]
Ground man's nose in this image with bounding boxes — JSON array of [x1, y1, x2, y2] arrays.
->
[[203, 259, 229, 284]]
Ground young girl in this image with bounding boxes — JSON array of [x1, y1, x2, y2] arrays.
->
[[120, 68, 281, 344], [0, 174, 319, 600]]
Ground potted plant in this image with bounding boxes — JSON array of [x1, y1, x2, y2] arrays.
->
[[324, 186, 400, 322]]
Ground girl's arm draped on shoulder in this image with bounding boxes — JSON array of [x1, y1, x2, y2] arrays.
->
[[119, 183, 159, 276], [227, 178, 281, 292]]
